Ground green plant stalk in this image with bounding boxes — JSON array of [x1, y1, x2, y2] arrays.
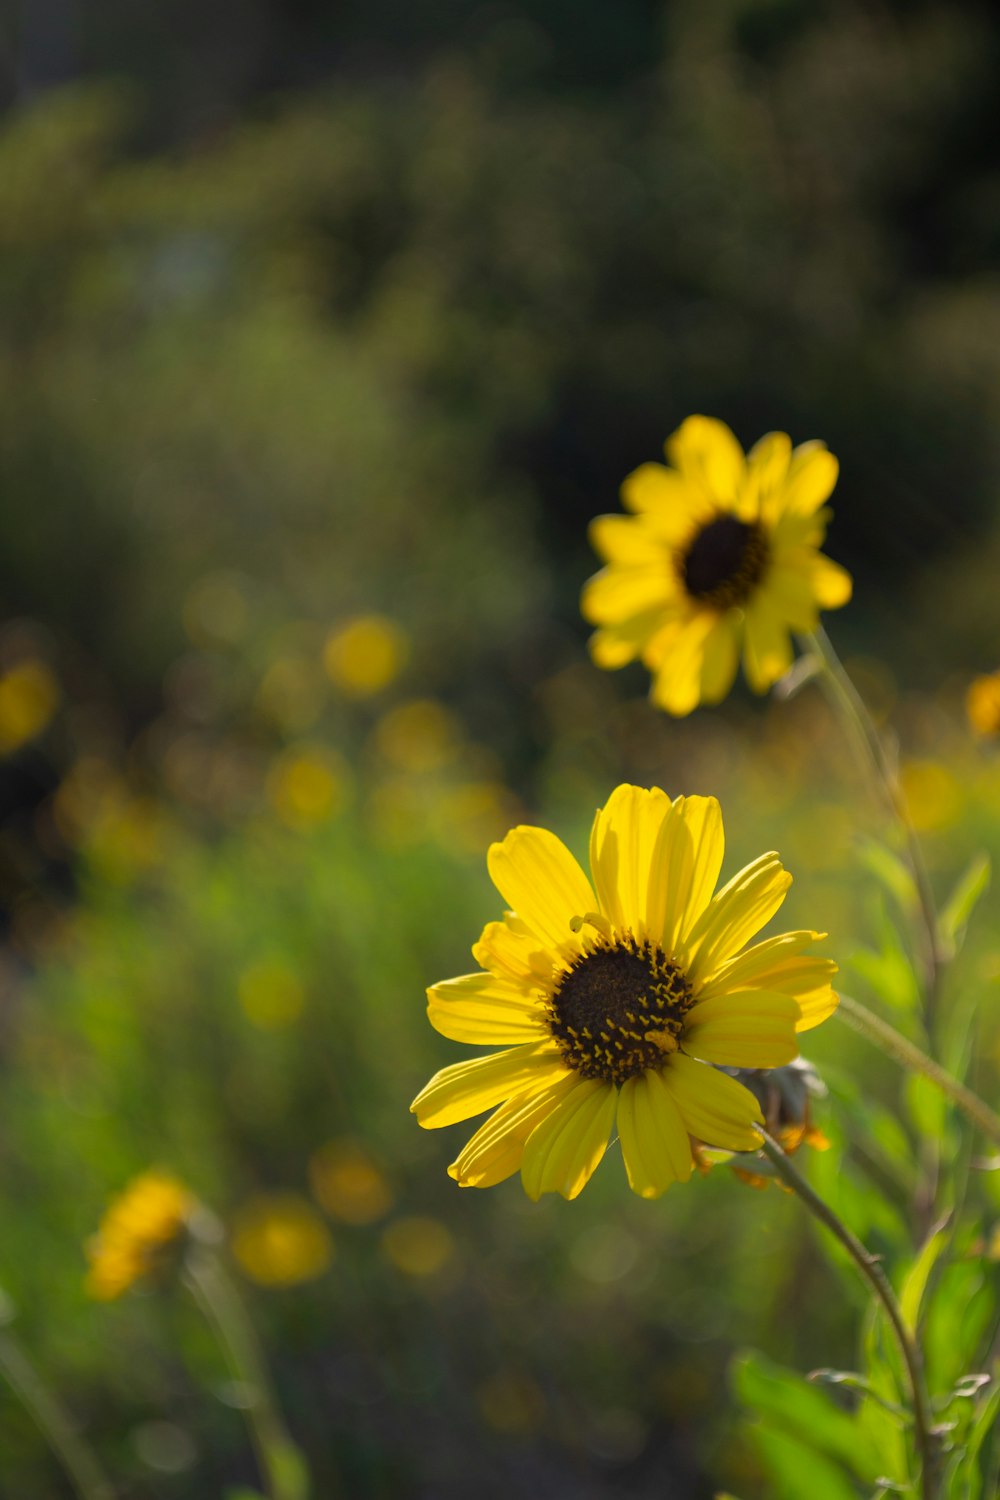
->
[[836, 993, 1000, 1149], [755, 1129, 937, 1500], [182, 1248, 310, 1500], [0, 1326, 115, 1500], [803, 627, 946, 1009]]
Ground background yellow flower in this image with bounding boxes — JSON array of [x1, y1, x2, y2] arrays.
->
[[582, 417, 852, 715]]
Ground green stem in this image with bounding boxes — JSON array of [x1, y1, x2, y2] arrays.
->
[[803, 627, 946, 1010], [182, 1249, 310, 1500], [0, 1325, 115, 1500], [755, 1129, 937, 1500], [836, 992, 1000, 1149]]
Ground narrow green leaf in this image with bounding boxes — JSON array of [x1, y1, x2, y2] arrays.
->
[[749, 1424, 860, 1500], [856, 837, 918, 916], [899, 1217, 951, 1335], [732, 1350, 882, 1483], [940, 853, 991, 949], [958, 1380, 1000, 1500]]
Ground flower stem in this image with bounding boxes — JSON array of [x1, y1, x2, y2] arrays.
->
[[0, 1322, 115, 1500], [755, 1128, 937, 1500], [836, 992, 1000, 1148], [803, 627, 946, 1010], [182, 1248, 310, 1500]]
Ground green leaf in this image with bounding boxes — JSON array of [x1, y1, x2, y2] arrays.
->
[[899, 1216, 951, 1335], [957, 1380, 1000, 1500], [858, 1304, 909, 1484], [225, 1491, 268, 1500], [732, 1350, 882, 1484], [847, 899, 920, 1013], [856, 837, 918, 917], [925, 1262, 995, 1392], [940, 853, 991, 950], [904, 1073, 947, 1141], [749, 1423, 860, 1500]]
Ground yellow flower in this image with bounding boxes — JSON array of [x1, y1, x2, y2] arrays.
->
[[85, 1172, 193, 1300], [0, 660, 59, 753], [411, 784, 838, 1200], [323, 614, 407, 697], [967, 670, 1000, 738], [230, 1195, 334, 1287], [582, 416, 852, 715]]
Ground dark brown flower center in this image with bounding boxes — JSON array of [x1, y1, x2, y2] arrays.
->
[[680, 515, 769, 609], [548, 939, 694, 1085]]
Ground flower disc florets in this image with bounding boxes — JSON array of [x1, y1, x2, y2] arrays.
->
[[549, 938, 693, 1084], [680, 515, 769, 609]]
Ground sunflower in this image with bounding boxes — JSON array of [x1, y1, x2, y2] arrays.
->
[[411, 784, 838, 1200], [85, 1171, 193, 1300], [581, 416, 853, 716]]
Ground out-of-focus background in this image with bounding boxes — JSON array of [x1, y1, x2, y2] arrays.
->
[[2, 2, 1000, 1495]]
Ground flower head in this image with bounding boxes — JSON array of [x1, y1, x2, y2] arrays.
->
[[967, 670, 1000, 739], [85, 1172, 193, 1300], [411, 785, 838, 1200], [582, 416, 852, 715]]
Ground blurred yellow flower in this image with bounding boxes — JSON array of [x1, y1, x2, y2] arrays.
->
[[374, 699, 461, 772], [0, 659, 59, 753], [266, 745, 350, 828], [900, 759, 962, 832], [230, 1195, 333, 1287], [967, 670, 1000, 738], [85, 1172, 193, 1300], [412, 784, 838, 1200], [309, 1140, 392, 1225], [238, 958, 305, 1030], [323, 614, 407, 697], [582, 416, 852, 715], [380, 1216, 455, 1276]]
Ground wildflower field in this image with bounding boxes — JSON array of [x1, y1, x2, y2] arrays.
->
[[3, 5, 1000, 1498]]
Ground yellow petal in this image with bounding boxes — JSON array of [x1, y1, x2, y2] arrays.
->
[[644, 799, 694, 954], [427, 974, 549, 1045], [665, 416, 746, 502], [588, 609, 671, 669], [683, 990, 800, 1068], [411, 1042, 569, 1129], [699, 613, 741, 704], [806, 552, 853, 609], [760, 562, 822, 632], [472, 913, 555, 988], [589, 514, 660, 566], [698, 930, 839, 1034], [742, 599, 794, 693], [617, 1069, 692, 1198], [684, 851, 792, 985], [588, 783, 673, 936], [782, 442, 839, 515], [648, 610, 718, 717], [671, 794, 725, 942], [520, 1078, 617, 1200], [620, 464, 705, 542], [487, 825, 595, 956], [581, 563, 672, 626], [664, 1053, 764, 1151], [747, 431, 792, 507], [448, 1075, 579, 1188]]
